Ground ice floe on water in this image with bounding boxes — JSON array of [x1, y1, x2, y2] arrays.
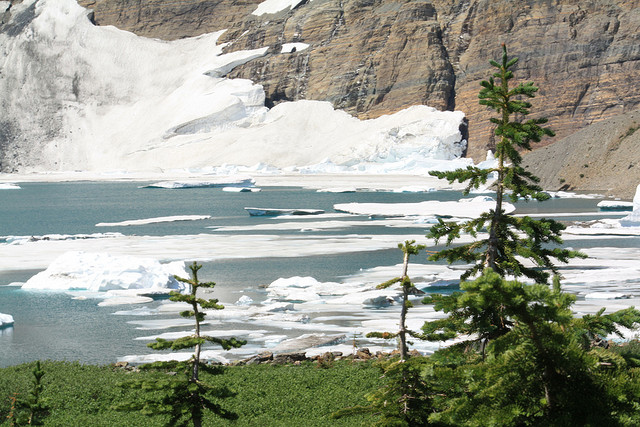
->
[[334, 196, 514, 219], [22, 251, 188, 295], [244, 207, 325, 216], [0, 313, 14, 328], [95, 215, 211, 227], [0, 183, 19, 190], [144, 178, 254, 189], [597, 200, 634, 211]]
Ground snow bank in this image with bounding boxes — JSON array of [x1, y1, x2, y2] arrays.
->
[[0, 313, 14, 328], [22, 251, 188, 293], [252, 0, 307, 16], [1, 0, 468, 176]]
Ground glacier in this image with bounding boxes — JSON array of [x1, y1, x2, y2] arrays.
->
[[0, 0, 468, 176]]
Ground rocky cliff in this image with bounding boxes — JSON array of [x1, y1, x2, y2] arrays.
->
[[74, 0, 640, 161]]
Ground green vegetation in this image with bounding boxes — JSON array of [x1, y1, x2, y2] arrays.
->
[[6, 361, 47, 426], [1, 360, 383, 426], [428, 44, 584, 284], [366, 240, 425, 360], [336, 45, 640, 425], [114, 262, 245, 426]]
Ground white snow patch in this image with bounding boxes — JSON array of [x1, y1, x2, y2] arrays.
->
[[252, 0, 306, 16], [96, 215, 211, 227], [281, 43, 309, 53]]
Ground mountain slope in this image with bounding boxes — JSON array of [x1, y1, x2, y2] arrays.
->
[[74, 0, 640, 160], [523, 108, 640, 199]]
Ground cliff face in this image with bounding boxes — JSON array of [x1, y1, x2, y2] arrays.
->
[[73, 0, 640, 161]]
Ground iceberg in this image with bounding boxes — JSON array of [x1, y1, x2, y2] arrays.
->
[[0, 313, 14, 328], [597, 200, 634, 211], [22, 251, 188, 293], [619, 184, 640, 227]]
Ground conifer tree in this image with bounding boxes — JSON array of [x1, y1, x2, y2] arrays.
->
[[8, 361, 48, 426], [423, 270, 640, 425], [428, 44, 584, 284], [366, 240, 425, 361], [116, 262, 245, 427]]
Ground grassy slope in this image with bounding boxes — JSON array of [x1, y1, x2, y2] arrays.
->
[[0, 360, 383, 426]]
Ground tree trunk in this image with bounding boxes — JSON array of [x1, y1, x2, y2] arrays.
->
[[399, 251, 410, 361]]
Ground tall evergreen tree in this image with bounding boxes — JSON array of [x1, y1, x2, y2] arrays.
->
[[428, 44, 584, 284], [116, 262, 245, 427]]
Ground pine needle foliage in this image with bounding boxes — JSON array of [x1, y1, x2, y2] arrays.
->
[[423, 270, 640, 426], [115, 262, 246, 427], [7, 361, 48, 426], [428, 44, 584, 284], [367, 240, 426, 360]]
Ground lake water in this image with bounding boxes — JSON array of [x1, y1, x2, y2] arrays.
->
[[0, 182, 635, 367]]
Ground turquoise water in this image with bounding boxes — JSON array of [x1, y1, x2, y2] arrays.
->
[[0, 182, 635, 367]]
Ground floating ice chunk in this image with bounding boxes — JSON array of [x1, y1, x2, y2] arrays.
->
[[620, 184, 640, 227], [113, 306, 158, 316], [316, 188, 357, 193], [245, 207, 324, 216], [96, 215, 211, 227], [0, 313, 14, 328], [270, 334, 346, 353], [331, 289, 401, 307], [236, 295, 254, 306], [584, 292, 631, 300], [0, 183, 20, 190], [256, 302, 295, 312], [22, 252, 188, 293], [144, 178, 254, 189], [334, 197, 514, 219], [98, 295, 154, 306], [222, 187, 261, 192], [392, 186, 436, 193], [3, 232, 124, 245], [281, 43, 309, 53], [546, 191, 601, 199], [597, 200, 634, 211]]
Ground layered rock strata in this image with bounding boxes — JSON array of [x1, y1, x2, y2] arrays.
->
[[74, 0, 640, 160]]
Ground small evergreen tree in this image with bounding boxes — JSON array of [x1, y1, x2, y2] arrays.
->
[[7, 361, 48, 426], [428, 44, 584, 284], [116, 262, 245, 427], [367, 240, 425, 360]]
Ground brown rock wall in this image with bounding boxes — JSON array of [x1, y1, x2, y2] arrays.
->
[[75, 0, 640, 162]]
